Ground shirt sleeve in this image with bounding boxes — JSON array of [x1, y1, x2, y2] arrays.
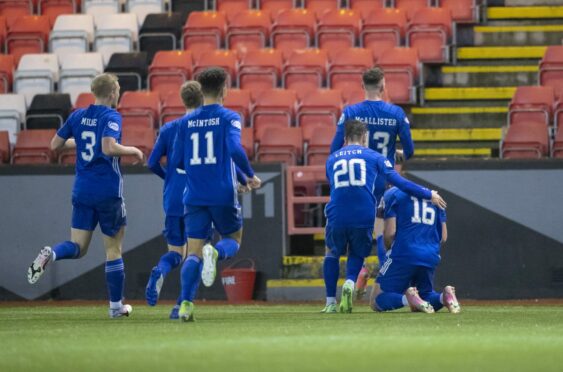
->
[[170, 121, 185, 171], [383, 191, 397, 219], [380, 157, 432, 200], [236, 166, 248, 186], [397, 108, 414, 160], [439, 208, 447, 223], [56, 111, 77, 140], [226, 113, 254, 178], [102, 113, 122, 139], [330, 108, 348, 154], [147, 126, 168, 180]]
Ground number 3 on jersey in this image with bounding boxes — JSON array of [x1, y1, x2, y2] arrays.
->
[[81, 131, 96, 162], [373, 132, 390, 157], [190, 131, 217, 165], [333, 159, 366, 188]]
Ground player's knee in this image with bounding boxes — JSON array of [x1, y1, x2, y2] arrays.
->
[[227, 229, 243, 244], [325, 247, 339, 259], [168, 245, 185, 258]]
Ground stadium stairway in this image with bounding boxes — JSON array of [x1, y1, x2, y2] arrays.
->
[[412, 2, 563, 158]]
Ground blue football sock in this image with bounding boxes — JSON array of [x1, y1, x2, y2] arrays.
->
[[376, 235, 387, 266], [190, 264, 203, 300], [180, 255, 202, 302], [345, 252, 364, 282], [52, 241, 80, 261], [105, 258, 125, 303], [176, 296, 182, 306], [157, 251, 182, 277], [421, 291, 444, 312], [375, 292, 404, 311], [215, 238, 239, 260], [323, 254, 339, 298]]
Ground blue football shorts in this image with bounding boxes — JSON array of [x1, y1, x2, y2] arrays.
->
[[377, 259, 436, 296], [184, 204, 242, 239], [325, 224, 374, 258], [163, 215, 186, 247], [71, 195, 127, 237]]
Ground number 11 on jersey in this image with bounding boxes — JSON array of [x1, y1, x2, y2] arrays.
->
[[190, 131, 217, 165]]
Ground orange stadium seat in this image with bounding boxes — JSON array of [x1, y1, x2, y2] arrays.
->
[[349, 0, 385, 20], [259, 0, 293, 15], [0, 16, 6, 50], [501, 123, 549, 159], [12, 128, 56, 164], [238, 48, 283, 92], [303, 124, 335, 165], [224, 89, 252, 123], [0, 0, 32, 28], [148, 51, 193, 98], [343, 89, 364, 104], [251, 89, 296, 135], [241, 127, 254, 159], [317, 9, 361, 53], [508, 86, 554, 128], [0, 54, 15, 93], [394, 0, 430, 21], [328, 48, 373, 98], [437, 0, 478, 23], [216, 0, 250, 21], [271, 9, 316, 59], [256, 126, 302, 165], [283, 49, 328, 95], [406, 7, 452, 63], [540, 46, 563, 100], [0, 130, 10, 163], [552, 126, 563, 158], [6, 16, 51, 64], [297, 89, 342, 131], [182, 11, 227, 59], [39, 0, 75, 26], [118, 91, 161, 129], [121, 127, 156, 165], [362, 9, 407, 62], [194, 49, 239, 87], [377, 47, 419, 104], [74, 92, 95, 109], [160, 92, 185, 124], [227, 10, 271, 53], [304, 0, 338, 18], [555, 99, 563, 129]]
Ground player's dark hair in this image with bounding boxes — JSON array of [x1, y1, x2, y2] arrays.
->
[[345, 119, 367, 143], [180, 80, 203, 109], [196, 67, 228, 98], [362, 67, 385, 92]]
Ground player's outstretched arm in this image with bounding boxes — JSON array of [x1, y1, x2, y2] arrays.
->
[[102, 137, 144, 162], [50, 135, 75, 152]]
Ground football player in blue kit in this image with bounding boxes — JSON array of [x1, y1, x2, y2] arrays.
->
[[322, 120, 446, 313], [27, 73, 144, 318]]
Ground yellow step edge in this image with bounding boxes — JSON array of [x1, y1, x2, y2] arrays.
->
[[424, 87, 516, 100], [441, 65, 538, 73], [475, 25, 563, 33], [283, 256, 379, 266], [414, 148, 492, 156], [411, 128, 502, 142], [412, 107, 508, 114], [457, 46, 547, 60], [488, 6, 563, 19], [268, 278, 376, 288]]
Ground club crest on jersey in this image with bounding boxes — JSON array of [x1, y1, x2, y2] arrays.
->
[[108, 121, 119, 131], [231, 120, 242, 130], [384, 160, 393, 168]]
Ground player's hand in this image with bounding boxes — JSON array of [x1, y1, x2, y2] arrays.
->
[[395, 149, 404, 163], [237, 183, 251, 193], [247, 175, 262, 189], [431, 190, 447, 209], [132, 147, 144, 164]]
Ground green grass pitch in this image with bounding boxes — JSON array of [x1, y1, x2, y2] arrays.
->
[[1, 303, 563, 371]]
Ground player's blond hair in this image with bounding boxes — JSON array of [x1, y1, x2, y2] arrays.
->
[[91, 73, 119, 99], [180, 80, 203, 109]]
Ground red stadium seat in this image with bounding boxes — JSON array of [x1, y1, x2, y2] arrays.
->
[[227, 10, 271, 53], [6, 16, 51, 64], [394, 0, 430, 21], [160, 91, 185, 124], [224, 89, 252, 123], [297, 89, 342, 131], [256, 126, 302, 164], [39, 0, 75, 26], [216, 0, 250, 20], [271, 9, 316, 60], [304, 0, 338, 18], [540, 46, 563, 100], [251, 89, 296, 135], [121, 127, 155, 165], [182, 11, 227, 59], [0, 1, 32, 28], [241, 127, 254, 159], [259, 0, 293, 15], [303, 124, 335, 165], [0, 16, 6, 50], [74, 92, 95, 109], [508, 86, 554, 129], [362, 9, 407, 62], [501, 123, 549, 159], [328, 48, 374, 98], [437, 0, 478, 23], [555, 99, 563, 130], [350, 0, 385, 20], [317, 9, 361, 54], [12, 129, 55, 164], [194, 49, 239, 87], [148, 51, 193, 99], [0, 130, 10, 163], [552, 126, 563, 158], [0, 54, 15, 93], [406, 7, 452, 63], [377, 47, 419, 104], [118, 91, 161, 129], [238, 48, 283, 92], [283, 49, 328, 95]]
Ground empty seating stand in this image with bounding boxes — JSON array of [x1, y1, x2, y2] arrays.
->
[[259, 0, 293, 15], [394, 0, 430, 21], [121, 126, 155, 164], [297, 89, 342, 131], [251, 89, 297, 136], [377, 47, 420, 104], [437, 0, 479, 23], [12, 128, 56, 164], [283, 49, 328, 95], [160, 91, 185, 124], [127, 0, 165, 26], [540, 46, 563, 101], [256, 126, 302, 165], [317, 9, 361, 54], [26, 93, 72, 130], [14, 53, 59, 107], [117, 90, 161, 129], [74, 92, 95, 109], [140, 12, 184, 62], [0, 54, 15, 94], [227, 10, 271, 53], [6, 15, 51, 64], [94, 13, 139, 65], [349, 0, 385, 20], [0, 0, 32, 28], [49, 14, 95, 57], [271, 9, 316, 59], [39, 0, 75, 26], [0, 93, 26, 144], [59, 52, 104, 104], [328, 48, 373, 98], [238, 48, 283, 92], [194, 49, 238, 86], [406, 7, 452, 63], [224, 88, 252, 123], [303, 124, 335, 165], [148, 50, 193, 98], [182, 11, 227, 59], [171, 0, 205, 21], [362, 9, 407, 62], [105, 52, 149, 93]]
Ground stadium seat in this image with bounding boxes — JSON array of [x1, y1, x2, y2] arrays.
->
[[555, 99, 563, 130], [361, 8, 407, 62], [160, 91, 185, 124], [259, 0, 292, 15], [0, 93, 26, 144], [118, 91, 161, 129], [14, 53, 59, 108], [193, 49, 238, 86], [303, 124, 335, 165], [238, 48, 283, 92], [74, 92, 95, 109], [377, 47, 419, 104], [127, 0, 165, 26], [317, 9, 361, 54], [255, 126, 302, 165], [406, 7, 452, 63], [216, 0, 250, 20], [552, 126, 563, 158], [49, 15, 95, 57], [105, 52, 149, 93], [171, 0, 205, 21], [224, 89, 252, 123], [0, 1, 32, 28], [182, 11, 227, 59], [349, 0, 385, 20], [251, 89, 297, 136], [271, 9, 316, 60], [343, 89, 364, 105], [508, 86, 554, 128], [0, 15, 5, 48], [283, 49, 328, 95], [26, 93, 72, 130], [59, 53, 104, 104], [240, 126, 254, 158], [139, 12, 184, 62], [83, 0, 119, 18], [0, 54, 15, 94], [148, 50, 192, 98], [437, 0, 479, 23], [328, 48, 373, 98], [6, 16, 51, 64], [501, 123, 549, 159], [394, 0, 430, 21], [39, 0, 75, 26], [297, 89, 342, 131], [121, 127, 156, 164], [539, 46, 563, 100], [227, 10, 271, 53], [12, 128, 56, 164], [0, 130, 10, 163], [94, 13, 139, 66], [303, 0, 338, 18]]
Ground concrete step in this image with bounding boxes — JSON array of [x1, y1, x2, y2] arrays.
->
[[457, 46, 547, 60], [411, 128, 502, 142], [473, 24, 563, 46], [410, 106, 507, 129], [436, 65, 538, 87], [487, 6, 563, 20], [424, 87, 516, 101], [413, 147, 496, 157]]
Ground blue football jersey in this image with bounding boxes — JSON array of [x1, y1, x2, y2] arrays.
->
[[330, 100, 414, 165], [172, 104, 254, 207], [57, 105, 123, 199], [325, 145, 431, 228], [383, 187, 447, 268]]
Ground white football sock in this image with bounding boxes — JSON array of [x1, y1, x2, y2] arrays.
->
[[440, 293, 444, 305], [401, 295, 409, 306], [326, 297, 337, 306], [110, 300, 123, 310]]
